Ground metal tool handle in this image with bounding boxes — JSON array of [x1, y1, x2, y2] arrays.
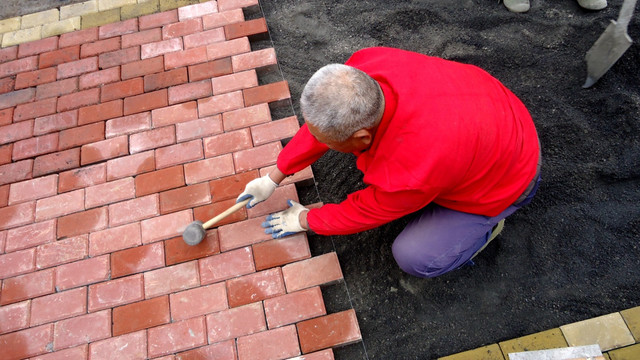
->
[[617, 0, 637, 29], [202, 198, 250, 230]]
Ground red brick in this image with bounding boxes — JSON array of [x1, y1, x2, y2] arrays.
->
[[88, 274, 144, 312], [151, 101, 197, 127], [89, 331, 147, 360], [15, 98, 58, 124], [224, 18, 268, 40], [164, 231, 219, 266], [39, 46, 80, 69], [159, 182, 210, 214], [57, 207, 108, 239], [105, 112, 150, 137], [0, 88, 35, 109], [35, 235, 88, 269], [253, 233, 311, 271], [110, 241, 164, 278], [134, 165, 184, 196], [233, 141, 282, 172], [0, 46, 18, 63], [12, 133, 59, 161], [129, 125, 175, 154], [188, 58, 231, 82], [0, 300, 29, 334], [226, 267, 286, 308], [0, 77, 15, 94], [30, 287, 87, 326], [100, 18, 138, 39], [55, 255, 109, 292], [251, 116, 300, 146], [112, 295, 170, 336], [0, 160, 33, 189], [209, 170, 258, 201], [59, 28, 98, 48], [35, 189, 84, 221], [57, 87, 100, 112], [247, 184, 298, 218], [78, 99, 123, 125], [106, 150, 155, 181], [184, 154, 234, 185], [32, 345, 89, 360], [162, 18, 202, 39], [141, 38, 182, 59], [85, 177, 134, 209], [79, 37, 121, 58], [0, 248, 35, 279], [144, 260, 199, 298], [101, 78, 144, 102], [98, 46, 141, 69], [58, 121, 104, 150], [5, 219, 56, 252], [236, 325, 300, 360], [165, 46, 208, 70], [0, 120, 33, 146], [176, 115, 222, 142], [155, 139, 203, 169], [243, 80, 290, 107], [18, 37, 58, 58], [0, 324, 53, 359], [168, 79, 211, 104], [53, 310, 111, 350], [232, 47, 276, 72], [0, 143, 11, 165], [140, 8, 178, 28], [0, 107, 13, 126], [78, 66, 120, 90], [217, 216, 270, 252], [57, 57, 98, 79], [202, 129, 251, 159], [58, 163, 106, 193], [15, 67, 57, 89], [0, 201, 36, 231], [8, 175, 57, 205], [0, 184, 8, 207], [0, 269, 54, 305], [199, 246, 254, 284], [197, 90, 244, 117], [264, 287, 326, 329], [176, 340, 236, 360], [121, 56, 164, 80], [32, 148, 80, 177], [282, 252, 343, 293], [80, 135, 129, 165], [202, 8, 244, 29], [148, 317, 206, 358], [140, 209, 192, 244], [124, 89, 169, 115], [206, 37, 250, 60], [297, 310, 362, 354], [0, 56, 38, 77], [218, 0, 259, 11], [223, 103, 270, 131], [206, 302, 265, 344], [108, 194, 159, 227], [122, 28, 162, 48], [178, 1, 217, 20], [170, 282, 227, 321], [144, 67, 188, 92], [211, 69, 257, 95], [89, 222, 141, 256], [184, 28, 226, 49], [193, 197, 246, 229]]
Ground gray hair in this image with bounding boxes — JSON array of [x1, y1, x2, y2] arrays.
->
[[300, 64, 384, 142]]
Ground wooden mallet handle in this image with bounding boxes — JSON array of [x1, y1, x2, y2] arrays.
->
[[202, 198, 250, 230]]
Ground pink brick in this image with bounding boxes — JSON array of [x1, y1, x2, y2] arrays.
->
[[59, 28, 99, 48], [184, 28, 226, 49], [226, 268, 286, 308], [148, 317, 206, 358], [79, 37, 121, 58], [121, 56, 164, 80], [217, 0, 259, 11], [58, 121, 104, 150], [106, 112, 151, 138], [0, 88, 35, 111], [85, 177, 135, 209], [124, 89, 168, 115], [88, 274, 144, 312], [178, 2, 218, 20], [162, 18, 202, 39], [0, 108, 14, 126], [139, 10, 179, 30], [79, 66, 120, 90], [144, 67, 187, 92], [236, 325, 300, 360], [108, 194, 159, 227], [251, 116, 300, 146], [0, 300, 30, 334], [110, 241, 164, 278], [217, 216, 271, 252], [206, 302, 265, 344], [159, 182, 211, 214], [134, 164, 184, 196], [168, 79, 211, 104], [203, 128, 252, 157], [170, 282, 227, 321], [222, 102, 270, 131], [0, 121, 34, 146], [233, 142, 282, 172], [165, 46, 207, 70], [144, 260, 199, 298], [247, 183, 298, 218], [206, 37, 250, 60], [155, 139, 203, 169], [31, 345, 89, 360], [56, 207, 109, 239], [0, 269, 55, 305], [283, 252, 344, 292], [140, 209, 191, 244], [99, 18, 138, 39], [30, 287, 87, 326], [39, 46, 79, 69], [232, 47, 276, 72], [5, 219, 56, 252], [98, 47, 140, 69], [0, 324, 53, 359], [36, 235, 88, 270], [197, 90, 244, 117], [18, 37, 58, 58], [184, 154, 234, 184], [188, 57, 232, 81], [55, 255, 109, 291], [0, 144, 10, 165], [141, 38, 182, 59], [106, 150, 155, 181], [101, 78, 144, 102], [151, 101, 197, 127], [89, 331, 146, 360], [33, 148, 80, 177], [297, 310, 362, 354], [122, 28, 162, 48], [129, 125, 176, 154], [35, 189, 85, 221], [252, 233, 310, 271], [57, 57, 98, 79], [57, 87, 100, 112], [264, 287, 326, 329], [199, 246, 254, 284], [89, 222, 141, 256], [176, 340, 236, 360], [176, 115, 222, 142], [0, 201, 36, 231], [34, 110, 78, 135], [78, 99, 123, 126], [53, 310, 111, 350], [15, 67, 57, 89], [0, 46, 18, 63], [14, 97, 58, 121], [0, 56, 38, 77], [211, 69, 257, 95], [202, 9, 244, 30], [8, 175, 58, 205], [0, 248, 35, 279], [58, 163, 106, 193], [80, 135, 129, 165], [12, 133, 59, 161]]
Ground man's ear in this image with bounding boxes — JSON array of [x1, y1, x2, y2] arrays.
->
[[352, 129, 372, 146]]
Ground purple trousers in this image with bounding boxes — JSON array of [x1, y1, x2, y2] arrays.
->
[[392, 177, 540, 278]]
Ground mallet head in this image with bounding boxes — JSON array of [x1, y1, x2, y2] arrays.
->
[[182, 220, 206, 246]]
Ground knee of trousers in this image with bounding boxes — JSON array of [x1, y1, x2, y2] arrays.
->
[[391, 239, 460, 278]]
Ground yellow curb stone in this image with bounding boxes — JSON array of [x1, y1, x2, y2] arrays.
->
[[98, 0, 138, 12], [0, 17, 21, 34], [620, 306, 640, 342], [121, 0, 160, 20], [2, 26, 42, 47], [159, 0, 203, 11], [499, 328, 568, 354], [42, 17, 82, 38], [608, 343, 640, 360], [81, 9, 122, 29], [560, 313, 635, 352], [60, 0, 99, 20], [21, 9, 60, 29], [438, 344, 505, 360]]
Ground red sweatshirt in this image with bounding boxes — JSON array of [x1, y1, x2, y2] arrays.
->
[[277, 47, 540, 235]]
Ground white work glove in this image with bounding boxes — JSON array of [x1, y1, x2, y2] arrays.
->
[[262, 200, 307, 238], [237, 175, 277, 208]]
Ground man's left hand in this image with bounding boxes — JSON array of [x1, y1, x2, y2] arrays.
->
[[262, 200, 308, 238]]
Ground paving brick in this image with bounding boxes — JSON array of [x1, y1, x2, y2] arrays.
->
[[140, 209, 192, 244], [203, 128, 252, 158], [621, 306, 640, 341], [226, 267, 286, 308], [197, 90, 244, 117], [0, 56, 38, 78], [184, 153, 234, 185], [165, 47, 208, 72], [205, 301, 265, 344], [129, 125, 175, 154], [81, 134, 129, 165], [499, 328, 568, 355], [210, 69, 256, 95], [105, 112, 150, 137], [0, 248, 36, 279], [33, 79, 72, 102], [202, 8, 244, 29], [80, 37, 121, 59], [0, 44, 19, 64], [176, 114, 223, 142], [232, 47, 277, 73], [111, 241, 164, 278], [89, 330, 147, 360], [217, 216, 270, 252], [155, 139, 204, 169], [0, 185, 8, 207], [8, 174, 57, 205], [218, 0, 259, 11], [60, 0, 99, 20], [57, 87, 100, 112], [282, 252, 343, 293], [163, 18, 203, 39], [0, 88, 35, 111], [187, 57, 231, 82], [199, 246, 253, 285], [121, 57, 164, 81], [264, 287, 326, 329], [39, 46, 80, 69], [209, 170, 258, 201], [15, 67, 57, 89], [237, 324, 300, 360], [13, 97, 58, 121], [0, 108, 13, 127], [78, 99, 123, 125], [139, 9, 179, 30], [88, 274, 144, 312], [134, 165, 184, 196], [98, 0, 137, 11], [0, 77, 15, 95], [33, 148, 80, 177], [144, 260, 199, 297], [0, 300, 30, 335], [2, 28, 42, 48], [53, 310, 111, 350], [58, 121, 105, 150], [58, 163, 106, 193], [170, 282, 227, 321], [122, 27, 162, 48], [439, 344, 505, 360], [106, 150, 155, 180], [31, 345, 90, 360], [233, 141, 282, 172], [141, 37, 183, 59], [560, 312, 635, 351], [148, 316, 207, 358], [17, 37, 58, 58], [247, 184, 298, 218], [5, 219, 56, 253], [124, 88, 169, 115], [22, 9, 60, 28], [168, 79, 212, 104], [0, 121, 34, 146], [206, 37, 250, 62], [160, 0, 203, 11], [121, 0, 159, 20], [0, 159, 33, 188], [608, 343, 640, 360], [98, 48, 140, 72], [243, 80, 290, 107], [112, 295, 170, 336], [297, 310, 362, 354], [58, 57, 99, 79], [253, 234, 311, 271], [35, 189, 85, 222], [222, 102, 270, 131], [109, 194, 159, 228], [101, 78, 144, 103], [184, 28, 226, 50], [85, 177, 135, 210], [151, 101, 197, 127], [30, 287, 87, 326], [165, 230, 220, 266], [0, 269, 55, 305], [0, 201, 36, 231], [57, 206, 108, 239], [251, 115, 300, 146], [78, 66, 121, 90], [176, 340, 237, 360], [11, 133, 58, 161], [99, 18, 138, 39], [0, 324, 53, 359], [224, 17, 268, 40], [193, 198, 246, 229], [55, 255, 109, 291], [43, 17, 82, 38], [36, 235, 88, 270], [0, 144, 11, 165], [159, 182, 211, 214], [59, 28, 99, 48], [144, 67, 188, 92]]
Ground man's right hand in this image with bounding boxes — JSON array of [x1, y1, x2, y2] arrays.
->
[[236, 175, 278, 208]]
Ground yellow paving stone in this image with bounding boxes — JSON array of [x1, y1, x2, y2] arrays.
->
[[42, 17, 82, 37], [98, 0, 138, 11], [560, 313, 636, 352], [620, 306, 640, 342], [439, 344, 505, 360], [499, 328, 568, 354], [121, 0, 160, 20], [608, 343, 640, 360], [21, 9, 60, 29], [2, 27, 42, 47], [159, 0, 203, 11], [60, 0, 99, 20], [81, 9, 121, 29], [0, 17, 21, 34], [604, 352, 612, 360]]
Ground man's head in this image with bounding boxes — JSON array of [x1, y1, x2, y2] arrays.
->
[[301, 64, 385, 153]]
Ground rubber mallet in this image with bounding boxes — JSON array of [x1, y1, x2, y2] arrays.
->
[[182, 198, 250, 246]]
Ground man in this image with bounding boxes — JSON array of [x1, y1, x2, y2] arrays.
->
[[237, 47, 541, 278]]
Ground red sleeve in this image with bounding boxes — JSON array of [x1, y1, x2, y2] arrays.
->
[[277, 124, 329, 175]]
